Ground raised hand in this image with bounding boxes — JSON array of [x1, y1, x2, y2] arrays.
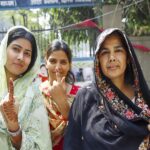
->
[[49, 71, 70, 119], [49, 71, 67, 103], [0, 78, 19, 131]]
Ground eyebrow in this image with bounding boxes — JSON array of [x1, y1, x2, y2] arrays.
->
[[114, 45, 124, 49], [12, 44, 32, 52], [49, 57, 68, 60], [101, 44, 124, 50]]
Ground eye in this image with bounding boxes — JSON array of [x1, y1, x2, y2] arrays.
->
[[60, 60, 68, 65], [115, 47, 125, 53], [99, 49, 109, 56], [49, 58, 56, 64], [13, 47, 20, 52], [24, 51, 31, 57]]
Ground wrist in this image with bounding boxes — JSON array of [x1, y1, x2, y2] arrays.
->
[[7, 125, 22, 137]]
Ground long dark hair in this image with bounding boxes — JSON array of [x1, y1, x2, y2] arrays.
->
[[7, 28, 37, 75], [45, 39, 75, 84]]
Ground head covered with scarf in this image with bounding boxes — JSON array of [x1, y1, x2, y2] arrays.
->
[[0, 26, 41, 103], [94, 28, 150, 137]]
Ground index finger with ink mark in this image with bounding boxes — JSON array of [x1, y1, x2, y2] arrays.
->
[[56, 71, 62, 83], [9, 78, 14, 102]]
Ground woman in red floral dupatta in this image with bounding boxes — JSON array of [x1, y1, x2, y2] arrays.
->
[[39, 39, 80, 150], [64, 28, 150, 150]]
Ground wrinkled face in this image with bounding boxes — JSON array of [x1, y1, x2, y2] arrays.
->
[[45, 50, 70, 82], [5, 38, 32, 80], [98, 34, 127, 82]]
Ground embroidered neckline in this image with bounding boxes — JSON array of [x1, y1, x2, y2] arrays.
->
[[95, 55, 150, 121]]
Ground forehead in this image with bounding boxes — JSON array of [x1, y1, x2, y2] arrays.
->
[[101, 34, 123, 47], [48, 50, 68, 59], [9, 38, 32, 49]]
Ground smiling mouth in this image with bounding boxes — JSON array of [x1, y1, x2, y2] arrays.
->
[[107, 65, 119, 70], [14, 63, 23, 67]]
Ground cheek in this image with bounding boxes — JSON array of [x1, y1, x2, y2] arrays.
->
[[5, 53, 14, 67], [120, 55, 127, 66], [99, 57, 107, 69], [46, 64, 55, 73], [7, 49, 14, 61], [63, 65, 70, 74], [45, 62, 52, 69], [26, 58, 32, 67], [123, 61, 127, 71]]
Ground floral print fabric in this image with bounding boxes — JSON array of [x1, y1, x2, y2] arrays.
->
[[40, 80, 79, 147], [94, 29, 150, 149]]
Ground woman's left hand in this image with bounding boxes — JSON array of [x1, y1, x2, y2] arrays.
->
[[0, 78, 20, 131]]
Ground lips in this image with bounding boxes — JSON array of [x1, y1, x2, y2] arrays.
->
[[13, 63, 23, 68], [107, 64, 119, 70]]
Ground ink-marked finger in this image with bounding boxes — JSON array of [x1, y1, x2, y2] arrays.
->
[[56, 71, 62, 83], [61, 76, 66, 90], [9, 78, 14, 103]]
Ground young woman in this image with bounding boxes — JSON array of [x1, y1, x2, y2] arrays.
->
[[64, 28, 150, 150], [0, 26, 52, 150], [39, 39, 80, 150]]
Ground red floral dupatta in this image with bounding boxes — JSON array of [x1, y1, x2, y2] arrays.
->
[[39, 80, 80, 149]]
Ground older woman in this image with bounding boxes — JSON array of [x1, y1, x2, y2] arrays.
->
[[64, 28, 150, 150]]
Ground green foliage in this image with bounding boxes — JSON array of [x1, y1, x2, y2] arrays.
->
[[1, 0, 149, 58], [37, 6, 101, 56], [102, 0, 118, 5], [42, 7, 99, 44], [124, 0, 150, 36]]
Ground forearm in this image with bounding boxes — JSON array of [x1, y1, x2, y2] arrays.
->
[[7, 124, 22, 150], [10, 132, 22, 150], [55, 96, 70, 120]]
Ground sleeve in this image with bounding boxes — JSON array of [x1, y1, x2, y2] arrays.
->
[[19, 85, 52, 150], [63, 88, 86, 150]]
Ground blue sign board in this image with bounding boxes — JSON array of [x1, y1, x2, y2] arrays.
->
[[0, 0, 99, 10]]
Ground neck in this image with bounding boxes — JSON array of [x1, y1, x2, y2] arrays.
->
[[111, 76, 125, 90], [111, 77, 134, 100]]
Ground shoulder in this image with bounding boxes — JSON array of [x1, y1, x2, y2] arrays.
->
[[77, 83, 99, 97], [74, 83, 100, 106], [70, 83, 101, 120]]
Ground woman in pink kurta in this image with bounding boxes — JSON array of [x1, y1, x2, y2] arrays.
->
[[39, 39, 80, 150]]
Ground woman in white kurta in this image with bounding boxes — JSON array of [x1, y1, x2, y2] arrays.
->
[[0, 26, 52, 150]]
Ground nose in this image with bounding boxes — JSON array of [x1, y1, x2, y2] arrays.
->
[[55, 63, 61, 72], [109, 53, 116, 62], [17, 52, 24, 61]]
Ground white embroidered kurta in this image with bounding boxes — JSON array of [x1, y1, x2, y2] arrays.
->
[[0, 26, 52, 150]]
